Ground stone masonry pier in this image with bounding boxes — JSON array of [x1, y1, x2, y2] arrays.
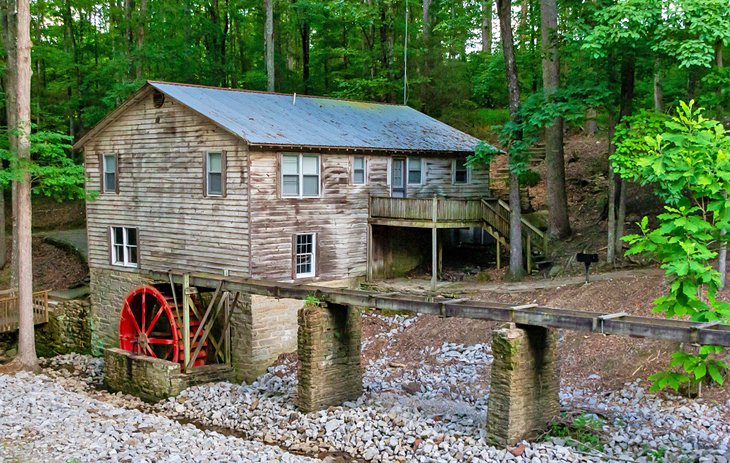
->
[[486, 324, 560, 446], [297, 303, 362, 413]]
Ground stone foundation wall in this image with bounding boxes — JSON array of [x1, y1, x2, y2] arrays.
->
[[90, 267, 301, 384], [486, 324, 560, 446], [297, 303, 362, 412], [230, 294, 301, 383], [36, 299, 92, 357], [90, 268, 152, 356], [105, 348, 188, 401]]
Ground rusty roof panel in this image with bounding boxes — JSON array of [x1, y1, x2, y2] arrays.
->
[[150, 82, 482, 153]]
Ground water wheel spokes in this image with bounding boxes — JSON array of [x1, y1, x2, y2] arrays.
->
[[119, 284, 209, 368]]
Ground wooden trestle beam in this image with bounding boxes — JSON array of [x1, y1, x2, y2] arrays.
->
[[160, 271, 730, 347]]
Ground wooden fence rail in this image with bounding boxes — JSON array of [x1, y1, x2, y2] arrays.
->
[[0, 290, 50, 333]]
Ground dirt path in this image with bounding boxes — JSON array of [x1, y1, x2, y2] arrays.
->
[[377, 267, 664, 297]]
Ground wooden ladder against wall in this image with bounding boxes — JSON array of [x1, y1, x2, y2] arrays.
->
[[480, 199, 548, 272]]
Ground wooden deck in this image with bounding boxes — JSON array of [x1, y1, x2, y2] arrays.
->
[[368, 196, 548, 279], [0, 289, 50, 333], [369, 196, 486, 228]]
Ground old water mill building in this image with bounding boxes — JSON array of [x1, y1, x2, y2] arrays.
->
[[72, 81, 610, 445]]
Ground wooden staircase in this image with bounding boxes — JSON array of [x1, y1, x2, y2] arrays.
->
[[481, 198, 548, 273], [369, 196, 548, 274]]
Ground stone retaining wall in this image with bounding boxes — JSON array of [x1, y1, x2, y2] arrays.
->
[[297, 303, 362, 412], [36, 299, 92, 357]]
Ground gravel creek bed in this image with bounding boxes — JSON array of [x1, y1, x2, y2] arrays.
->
[[1, 313, 729, 463]]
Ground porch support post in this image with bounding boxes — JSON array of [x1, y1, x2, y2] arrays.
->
[[182, 273, 191, 371], [496, 239, 501, 270], [431, 195, 438, 291], [431, 227, 437, 291], [367, 224, 373, 282]]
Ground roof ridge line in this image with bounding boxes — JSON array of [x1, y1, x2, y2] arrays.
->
[[147, 80, 410, 108]]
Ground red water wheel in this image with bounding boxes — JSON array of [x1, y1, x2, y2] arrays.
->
[[119, 284, 207, 367]]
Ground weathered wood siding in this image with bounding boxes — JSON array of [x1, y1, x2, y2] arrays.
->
[[249, 154, 489, 281], [367, 156, 489, 198], [84, 92, 250, 276]]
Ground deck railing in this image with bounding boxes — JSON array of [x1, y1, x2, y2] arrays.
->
[[369, 196, 548, 258], [369, 196, 486, 223], [0, 289, 50, 333]]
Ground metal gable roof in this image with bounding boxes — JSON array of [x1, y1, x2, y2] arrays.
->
[[148, 81, 482, 153]]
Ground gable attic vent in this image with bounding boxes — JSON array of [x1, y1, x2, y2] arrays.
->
[[152, 90, 165, 108]]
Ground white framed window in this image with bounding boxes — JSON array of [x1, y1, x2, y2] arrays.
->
[[353, 156, 366, 185], [205, 152, 225, 196], [110, 226, 138, 268], [453, 159, 471, 184], [294, 233, 316, 278], [407, 157, 423, 185], [282, 153, 320, 197], [102, 154, 118, 193]]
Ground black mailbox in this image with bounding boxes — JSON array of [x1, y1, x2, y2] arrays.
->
[[576, 252, 599, 283]]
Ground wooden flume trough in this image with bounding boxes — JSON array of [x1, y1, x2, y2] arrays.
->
[[111, 270, 729, 446], [159, 271, 730, 348]]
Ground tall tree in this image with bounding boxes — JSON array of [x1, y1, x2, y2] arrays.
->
[[481, 0, 493, 54], [0, 0, 17, 272], [136, 0, 148, 79], [497, 0, 524, 280], [540, 0, 570, 239], [13, 0, 37, 371], [265, 0, 275, 91]]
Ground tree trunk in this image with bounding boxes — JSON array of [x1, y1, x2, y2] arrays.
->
[[518, 0, 528, 43], [720, 192, 728, 287], [136, 0, 147, 79], [585, 108, 597, 136], [716, 40, 723, 118], [1, 0, 17, 272], [420, 0, 432, 111], [264, 0, 275, 91], [301, 21, 310, 93], [481, 0, 492, 54], [687, 66, 698, 101], [14, 0, 37, 372], [497, 0, 524, 281], [607, 53, 635, 264], [720, 234, 727, 288], [653, 58, 663, 112], [540, 0, 570, 240], [607, 113, 617, 264], [124, 0, 134, 78]]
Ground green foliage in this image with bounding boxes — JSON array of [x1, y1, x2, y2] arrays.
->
[[304, 294, 321, 305], [616, 102, 730, 389], [611, 110, 669, 181], [544, 413, 605, 453], [643, 446, 668, 462], [657, 0, 730, 69], [0, 128, 85, 201], [467, 83, 612, 178]]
